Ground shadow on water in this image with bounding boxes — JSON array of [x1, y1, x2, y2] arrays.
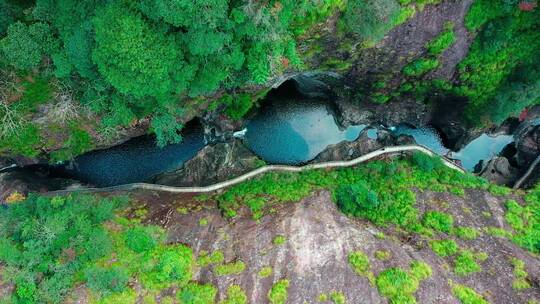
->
[[52, 120, 205, 187]]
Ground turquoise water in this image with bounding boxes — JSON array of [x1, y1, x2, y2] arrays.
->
[[391, 125, 515, 170], [244, 99, 367, 164], [452, 134, 514, 170]]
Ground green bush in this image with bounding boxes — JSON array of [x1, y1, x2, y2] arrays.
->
[[426, 23, 456, 56], [376, 268, 418, 303], [124, 226, 157, 253], [422, 211, 454, 233], [430, 239, 458, 257], [411, 152, 443, 172], [268, 279, 289, 304], [85, 266, 129, 296], [454, 227, 479, 240], [178, 282, 217, 304], [505, 194, 539, 254], [348, 251, 371, 276], [221, 285, 247, 304], [341, 0, 401, 45], [510, 258, 531, 290], [403, 58, 439, 76], [215, 261, 246, 276], [451, 283, 488, 304], [453, 250, 481, 276]]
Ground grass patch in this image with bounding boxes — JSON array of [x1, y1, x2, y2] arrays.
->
[[329, 291, 346, 304], [268, 279, 289, 304], [178, 282, 217, 304], [403, 58, 439, 76], [258, 266, 273, 278], [375, 250, 391, 261], [430, 239, 458, 257], [454, 226, 480, 240], [197, 250, 224, 267], [422, 211, 454, 233], [453, 250, 481, 276], [451, 283, 489, 304], [375, 260, 431, 304], [504, 193, 540, 254], [426, 22, 456, 56], [273, 235, 287, 246], [214, 261, 246, 277], [511, 258, 531, 291], [221, 285, 247, 304]]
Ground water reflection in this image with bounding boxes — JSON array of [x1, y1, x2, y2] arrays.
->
[[452, 134, 514, 170], [245, 99, 366, 164]]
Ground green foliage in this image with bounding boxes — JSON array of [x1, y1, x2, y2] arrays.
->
[[178, 282, 217, 304], [411, 152, 443, 172], [329, 291, 346, 304], [150, 109, 184, 148], [268, 279, 289, 304], [85, 266, 129, 296], [124, 226, 157, 253], [348, 251, 371, 276], [197, 250, 224, 267], [258, 266, 273, 278], [409, 261, 432, 281], [375, 250, 391, 261], [92, 2, 184, 100], [273, 235, 287, 246], [454, 227, 479, 240], [221, 285, 247, 304], [0, 123, 41, 157], [422, 211, 454, 233], [451, 283, 489, 304], [453, 250, 481, 276], [214, 261, 246, 276], [0, 0, 23, 37], [403, 58, 439, 76], [510, 258, 531, 290], [429, 239, 458, 257], [224, 94, 255, 121], [504, 195, 539, 254], [488, 184, 512, 196], [376, 267, 418, 304], [341, 0, 402, 45], [459, 3, 540, 124], [0, 21, 57, 70], [50, 125, 94, 162], [18, 77, 52, 112], [426, 23, 456, 56], [0, 194, 124, 303]]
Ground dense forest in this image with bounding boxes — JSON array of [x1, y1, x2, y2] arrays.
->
[[1, 0, 539, 161]]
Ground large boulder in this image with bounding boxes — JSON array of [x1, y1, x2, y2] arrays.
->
[[152, 139, 262, 187], [479, 157, 518, 187]]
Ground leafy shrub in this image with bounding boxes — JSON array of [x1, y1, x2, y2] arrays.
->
[[215, 261, 246, 276], [124, 226, 157, 253], [0, 194, 124, 303], [454, 227, 479, 240], [348, 251, 371, 276], [273, 235, 287, 246], [403, 58, 439, 76], [376, 268, 418, 303], [375, 250, 391, 261], [178, 282, 217, 304], [225, 94, 255, 121], [258, 266, 273, 278], [451, 283, 488, 304], [221, 285, 247, 304], [411, 152, 443, 172], [422, 211, 454, 233], [453, 250, 481, 276], [426, 23, 456, 56], [335, 181, 380, 218], [505, 195, 539, 254], [430, 239, 458, 257], [268, 279, 289, 304], [409, 261, 432, 281], [85, 266, 129, 296], [341, 0, 401, 45], [148, 245, 194, 285], [50, 125, 94, 162], [197, 250, 224, 267], [510, 258, 531, 290]]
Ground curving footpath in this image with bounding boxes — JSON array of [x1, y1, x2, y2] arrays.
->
[[513, 154, 540, 189], [48, 145, 465, 196]]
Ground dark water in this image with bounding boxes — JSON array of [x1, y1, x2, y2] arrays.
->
[[244, 99, 366, 164], [55, 126, 205, 187]]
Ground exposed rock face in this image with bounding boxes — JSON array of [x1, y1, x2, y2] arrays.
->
[[514, 124, 540, 188], [137, 188, 540, 304], [152, 140, 262, 187], [312, 129, 414, 163], [479, 157, 518, 187]]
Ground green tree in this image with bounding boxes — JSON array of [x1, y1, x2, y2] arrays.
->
[[0, 21, 57, 70], [92, 2, 187, 99]]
